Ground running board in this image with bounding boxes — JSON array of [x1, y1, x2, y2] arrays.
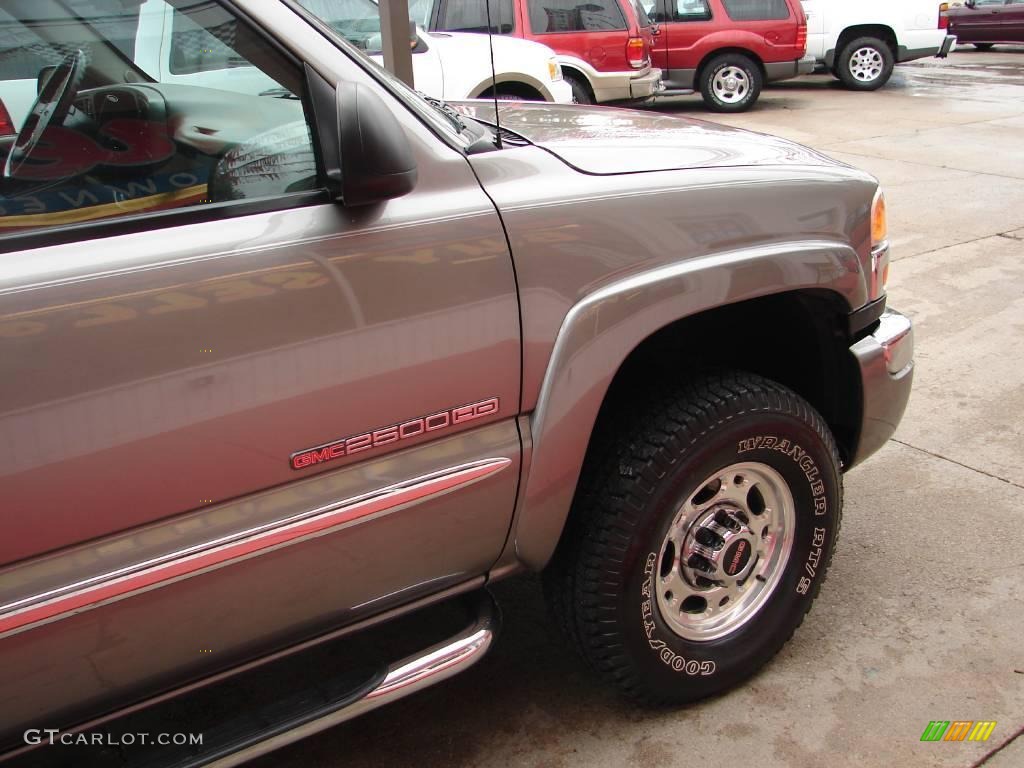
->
[[205, 591, 497, 767], [654, 88, 697, 97], [6, 591, 498, 768]]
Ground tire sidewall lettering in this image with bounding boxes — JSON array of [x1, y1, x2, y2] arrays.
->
[[632, 417, 839, 681], [641, 552, 716, 677]]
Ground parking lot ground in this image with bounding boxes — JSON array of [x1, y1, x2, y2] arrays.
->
[[255, 49, 1024, 768]]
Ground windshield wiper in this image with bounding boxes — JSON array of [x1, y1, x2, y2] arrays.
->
[[418, 93, 465, 134]]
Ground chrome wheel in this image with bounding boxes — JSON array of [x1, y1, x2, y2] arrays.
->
[[653, 462, 795, 642], [711, 66, 750, 105], [848, 46, 884, 83]]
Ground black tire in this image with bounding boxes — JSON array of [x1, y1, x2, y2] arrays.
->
[[543, 372, 842, 704], [563, 73, 593, 105], [836, 36, 894, 91], [699, 53, 763, 113], [974, 43, 995, 51]]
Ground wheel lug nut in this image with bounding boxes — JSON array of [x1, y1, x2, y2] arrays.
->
[[695, 529, 719, 547], [687, 554, 713, 573], [715, 510, 742, 531]]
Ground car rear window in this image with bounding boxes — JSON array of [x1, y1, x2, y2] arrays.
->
[[527, 0, 628, 33], [720, 0, 790, 22], [438, 0, 516, 33]]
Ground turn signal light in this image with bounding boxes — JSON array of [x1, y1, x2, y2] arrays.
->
[[870, 189, 890, 299], [548, 58, 562, 82], [626, 37, 647, 69], [871, 189, 888, 246]]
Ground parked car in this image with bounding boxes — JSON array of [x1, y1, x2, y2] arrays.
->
[[416, 0, 662, 105], [641, 0, 814, 112], [0, 0, 570, 133], [944, 0, 1024, 50], [306, 0, 574, 102], [0, 0, 913, 765], [801, 0, 957, 90]]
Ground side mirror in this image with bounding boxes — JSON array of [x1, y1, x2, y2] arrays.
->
[[335, 81, 417, 206], [964, 0, 976, 7]]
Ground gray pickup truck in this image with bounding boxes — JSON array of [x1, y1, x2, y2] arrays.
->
[[0, 1, 912, 766]]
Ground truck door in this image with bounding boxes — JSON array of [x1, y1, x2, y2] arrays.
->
[[958, 0, 1008, 42], [657, 0, 717, 89], [1003, 0, 1024, 41], [0, 0, 520, 745]]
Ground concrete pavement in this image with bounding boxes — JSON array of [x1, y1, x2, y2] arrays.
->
[[258, 49, 1024, 768]]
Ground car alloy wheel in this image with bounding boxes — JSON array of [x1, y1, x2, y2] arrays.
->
[[711, 66, 750, 105], [700, 54, 762, 112], [848, 46, 884, 83], [654, 462, 795, 642]]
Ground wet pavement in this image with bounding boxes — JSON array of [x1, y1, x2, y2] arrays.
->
[[257, 48, 1024, 768]]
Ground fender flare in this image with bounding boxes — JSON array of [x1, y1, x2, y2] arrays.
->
[[551, 54, 599, 79], [512, 239, 867, 570], [695, 31, 768, 58], [830, 24, 899, 67], [468, 72, 553, 101], [694, 33, 768, 66]]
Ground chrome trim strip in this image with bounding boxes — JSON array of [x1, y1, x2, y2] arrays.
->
[[206, 593, 497, 768], [0, 458, 511, 638]]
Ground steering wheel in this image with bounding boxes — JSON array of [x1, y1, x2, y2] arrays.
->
[[4, 50, 87, 180]]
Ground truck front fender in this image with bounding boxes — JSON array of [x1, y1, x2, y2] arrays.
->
[[513, 239, 865, 570]]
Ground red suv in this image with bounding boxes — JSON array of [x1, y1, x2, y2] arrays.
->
[[646, 0, 812, 111], [419, 0, 663, 105]]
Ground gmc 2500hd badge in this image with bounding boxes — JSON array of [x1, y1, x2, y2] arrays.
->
[[290, 398, 500, 470]]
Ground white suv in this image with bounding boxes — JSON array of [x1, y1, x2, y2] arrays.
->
[[0, 0, 571, 131], [801, 0, 957, 89], [301, 0, 573, 103]]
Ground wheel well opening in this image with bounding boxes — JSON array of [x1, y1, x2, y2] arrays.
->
[[696, 48, 765, 85], [837, 25, 897, 57], [559, 66, 594, 99], [596, 291, 861, 466], [479, 81, 545, 101]]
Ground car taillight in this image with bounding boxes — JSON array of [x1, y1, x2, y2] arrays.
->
[[939, 2, 949, 29], [796, 22, 807, 53], [626, 37, 647, 69], [0, 100, 14, 137]]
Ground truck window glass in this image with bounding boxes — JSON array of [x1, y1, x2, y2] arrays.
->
[[674, 0, 712, 22], [527, 0, 628, 33], [439, 0, 516, 33], [719, 0, 790, 22], [0, 0, 319, 235]]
